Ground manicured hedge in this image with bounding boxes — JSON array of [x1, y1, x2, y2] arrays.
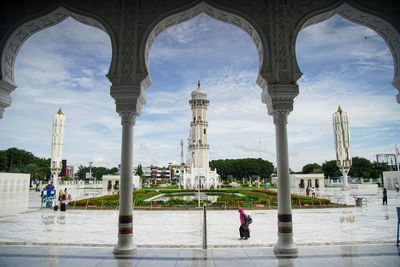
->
[[69, 188, 330, 208]]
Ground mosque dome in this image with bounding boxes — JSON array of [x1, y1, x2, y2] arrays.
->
[[191, 81, 207, 99]]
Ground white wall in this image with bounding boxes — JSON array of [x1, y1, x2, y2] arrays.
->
[[0, 173, 30, 192], [383, 171, 400, 190]]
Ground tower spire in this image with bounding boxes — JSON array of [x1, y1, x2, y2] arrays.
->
[[198, 80, 200, 88]]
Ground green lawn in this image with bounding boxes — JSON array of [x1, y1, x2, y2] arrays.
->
[[68, 188, 334, 209]]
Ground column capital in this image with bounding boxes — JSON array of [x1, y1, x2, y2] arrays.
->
[[120, 111, 136, 126], [273, 110, 289, 125], [261, 83, 298, 124], [110, 84, 147, 120]]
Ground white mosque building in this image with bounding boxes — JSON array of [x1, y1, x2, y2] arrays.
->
[[181, 82, 220, 189]]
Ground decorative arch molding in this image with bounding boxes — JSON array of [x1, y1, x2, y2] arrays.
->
[[1, 6, 115, 87], [294, 2, 400, 104], [141, 1, 268, 93]]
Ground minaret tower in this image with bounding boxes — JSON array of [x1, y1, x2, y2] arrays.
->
[[180, 139, 184, 165], [333, 105, 351, 189], [189, 81, 209, 168], [50, 107, 66, 187]]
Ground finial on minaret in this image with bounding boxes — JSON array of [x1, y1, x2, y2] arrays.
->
[[337, 105, 342, 113], [198, 80, 200, 88], [57, 107, 63, 115]]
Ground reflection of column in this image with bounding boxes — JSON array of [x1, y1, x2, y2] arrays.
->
[[273, 110, 297, 254], [114, 112, 136, 254]]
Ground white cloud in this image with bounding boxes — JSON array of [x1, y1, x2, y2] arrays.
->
[[1, 14, 399, 174]]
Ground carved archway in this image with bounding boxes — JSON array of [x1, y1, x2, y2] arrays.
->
[[141, 2, 268, 95], [294, 2, 400, 104], [0, 6, 117, 118]]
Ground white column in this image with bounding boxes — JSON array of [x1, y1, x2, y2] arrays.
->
[[114, 112, 136, 254], [273, 110, 297, 254], [262, 83, 299, 255]]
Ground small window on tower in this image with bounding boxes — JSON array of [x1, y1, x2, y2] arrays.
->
[[204, 129, 206, 135]]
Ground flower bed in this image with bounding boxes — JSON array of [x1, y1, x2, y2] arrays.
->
[[68, 189, 334, 209]]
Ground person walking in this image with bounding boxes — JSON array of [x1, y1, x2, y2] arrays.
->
[[382, 188, 388, 205], [238, 208, 250, 240]]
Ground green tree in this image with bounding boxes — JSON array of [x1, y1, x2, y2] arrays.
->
[[209, 158, 274, 182], [372, 161, 389, 179], [349, 157, 374, 178], [76, 165, 118, 180], [135, 164, 144, 177], [322, 160, 341, 178], [0, 148, 51, 179], [76, 165, 89, 180], [0, 151, 7, 171], [302, 163, 322, 174]]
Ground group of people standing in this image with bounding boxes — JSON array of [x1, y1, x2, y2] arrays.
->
[[306, 186, 316, 197], [56, 188, 72, 211]]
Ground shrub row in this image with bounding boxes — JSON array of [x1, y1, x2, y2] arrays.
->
[[69, 189, 330, 208]]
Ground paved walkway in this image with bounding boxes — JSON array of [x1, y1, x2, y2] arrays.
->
[[0, 187, 399, 266], [0, 244, 399, 266]]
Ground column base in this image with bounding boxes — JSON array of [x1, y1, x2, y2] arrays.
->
[[113, 234, 137, 255], [274, 233, 298, 255]]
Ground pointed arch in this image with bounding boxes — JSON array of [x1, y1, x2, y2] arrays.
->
[[294, 2, 400, 103], [140, 1, 269, 94], [0, 6, 117, 89]]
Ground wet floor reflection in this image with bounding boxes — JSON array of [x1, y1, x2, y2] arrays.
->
[[41, 214, 65, 225]]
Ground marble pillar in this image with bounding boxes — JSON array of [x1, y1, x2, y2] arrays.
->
[[113, 112, 136, 254], [273, 110, 297, 254], [262, 83, 299, 255]]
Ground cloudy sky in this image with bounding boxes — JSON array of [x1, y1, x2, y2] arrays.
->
[[0, 14, 399, 172]]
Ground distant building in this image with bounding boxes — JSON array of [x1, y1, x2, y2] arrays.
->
[[169, 164, 185, 181], [102, 174, 141, 191], [376, 154, 399, 171], [66, 165, 74, 178], [272, 173, 325, 191], [59, 159, 67, 177], [140, 165, 171, 182], [383, 171, 400, 190]]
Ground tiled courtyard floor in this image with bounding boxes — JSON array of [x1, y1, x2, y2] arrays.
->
[[0, 187, 399, 266]]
